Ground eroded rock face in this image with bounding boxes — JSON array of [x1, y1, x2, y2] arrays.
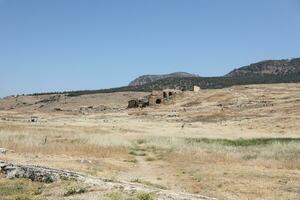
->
[[0, 161, 85, 182]]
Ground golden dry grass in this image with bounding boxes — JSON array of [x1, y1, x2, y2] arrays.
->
[[0, 83, 300, 199]]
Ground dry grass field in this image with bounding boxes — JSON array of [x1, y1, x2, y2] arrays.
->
[[0, 83, 299, 200]]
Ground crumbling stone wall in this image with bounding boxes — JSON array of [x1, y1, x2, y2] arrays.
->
[[127, 98, 149, 108], [128, 89, 181, 108]]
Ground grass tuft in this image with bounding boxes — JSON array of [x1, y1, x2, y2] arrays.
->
[[109, 191, 122, 200], [64, 187, 87, 196], [137, 192, 153, 200]]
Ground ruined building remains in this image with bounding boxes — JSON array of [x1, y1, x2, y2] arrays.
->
[[128, 89, 181, 108], [127, 98, 150, 108], [193, 85, 201, 92]]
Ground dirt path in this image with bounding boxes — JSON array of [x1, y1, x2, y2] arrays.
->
[[119, 155, 161, 182]]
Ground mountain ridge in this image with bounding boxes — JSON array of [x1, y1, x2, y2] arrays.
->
[[129, 58, 300, 87], [16, 57, 300, 97], [129, 72, 199, 86], [226, 58, 300, 77]]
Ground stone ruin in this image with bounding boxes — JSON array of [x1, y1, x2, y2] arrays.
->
[[127, 98, 149, 108], [29, 116, 38, 123], [193, 85, 201, 92], [128, 89, 181, 108], [148, 89, 179, 106]]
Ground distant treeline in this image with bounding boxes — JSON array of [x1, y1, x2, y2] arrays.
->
[[29, 74, 300, 97], [137, 74, 300, 91]]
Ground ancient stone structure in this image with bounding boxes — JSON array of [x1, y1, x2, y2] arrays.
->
[[148, 90, 164, 106], [29, 116, 38, 123], [128, 99, 139, 108], [194, 85, 201, 92], [127, 89, 181, 108], [148, 89, 180, 106], [127, 98, 149, 108]]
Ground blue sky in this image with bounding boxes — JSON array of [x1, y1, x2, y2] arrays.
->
[[1, 0, 300, 97]]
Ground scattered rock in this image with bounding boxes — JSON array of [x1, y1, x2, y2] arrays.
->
[[181, 123, 186, 129], [36, 95, 61, 104], [0, 148, 14, 154], [79, 160, 93, 164], [0, 160, 84, 182], [29, 116, 38, 123]]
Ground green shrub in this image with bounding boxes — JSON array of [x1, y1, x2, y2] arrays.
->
[[15, 197, 31, 200], [109, 191, 122, 200], [137, 192, 152, 200], [64, 187, 86, 196]]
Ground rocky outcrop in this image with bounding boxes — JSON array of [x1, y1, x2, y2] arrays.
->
[[0, 160, 216, 200], [0, 161, 85, 182]]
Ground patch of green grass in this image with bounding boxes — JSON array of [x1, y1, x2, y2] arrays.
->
[[242, 154, 258, 160], [109, 191, 122, 200], [124, 159, 138, 163], [130, 145, 147, 151], [129, 144, 149, 157], [102, 177, 117, 182], [185, 137, 300, 147], [131, 178, 142, 183], [64, 187, 87, 196], [0, 179, 41, 197], [15, 197, 31, 200], [137, 192, 153, 200], [129, 151, 146, 156], [33, 186, 44, 195], [137, 139, 146, 144], [145, 156, 156, 161], [192, 175, 202, 182]]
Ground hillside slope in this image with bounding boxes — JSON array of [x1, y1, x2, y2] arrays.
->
[[16, 57, 300, 97], [135, 74, 300, 91], [227, 58, 300, 77], [129, 72, 199, 86], [28, 73, 300, 97]]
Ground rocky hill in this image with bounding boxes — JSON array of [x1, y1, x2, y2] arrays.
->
[[129, 72, 199, 86], [227, 58, 300, 77], [21, 57, 300, 97]]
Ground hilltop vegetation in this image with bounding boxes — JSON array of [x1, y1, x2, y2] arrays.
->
[[134, 73, 300, 91], [62, 74, 299, 96], [31, 74, 300, 97], [227, 58, 300, 77]]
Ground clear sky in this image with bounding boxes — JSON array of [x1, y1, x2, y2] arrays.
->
[[1, 0, 300, 97]]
